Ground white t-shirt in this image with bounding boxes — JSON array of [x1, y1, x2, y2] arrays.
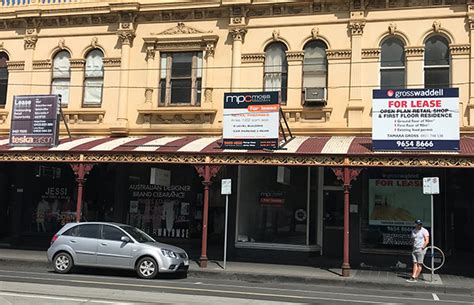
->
[[411, 227, 429, 249]]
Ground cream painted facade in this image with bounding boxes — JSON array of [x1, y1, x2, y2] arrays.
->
[[1, 0, 474, 137]]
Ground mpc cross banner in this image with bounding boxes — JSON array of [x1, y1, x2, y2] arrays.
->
[[9, 95, 60, 147], [223, 91, 280, 149], [372, 88, 459, 151]]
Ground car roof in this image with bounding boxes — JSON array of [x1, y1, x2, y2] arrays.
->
[[57, 222, 131, 233]]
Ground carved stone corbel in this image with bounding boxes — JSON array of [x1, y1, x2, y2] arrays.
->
[[349, 22, 365, 36], [230, 27, 247, 42]]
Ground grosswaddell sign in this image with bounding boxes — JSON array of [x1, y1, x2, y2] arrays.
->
[[223, 92, 279, 149], [372, 88, 459, 151], [9, 95, 60, 147]]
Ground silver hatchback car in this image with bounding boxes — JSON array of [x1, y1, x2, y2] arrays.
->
[[47, 222, 189, 279]]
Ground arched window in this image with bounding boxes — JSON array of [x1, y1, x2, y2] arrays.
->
[[51, 50, 71, 106], [424, 36, 450, 88], [380, 37, 405, 89], [83, 49, 104, 106], [0, 52, 9, 107], [303, 40, 327, 94], [264, 42, 288, 104]]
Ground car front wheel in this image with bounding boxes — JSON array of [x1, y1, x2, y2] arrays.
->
[[53, 252, 74, 274], [136, 257, 158, 279]]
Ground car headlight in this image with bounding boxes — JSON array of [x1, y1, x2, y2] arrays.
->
[[161, 249, 178, 258]]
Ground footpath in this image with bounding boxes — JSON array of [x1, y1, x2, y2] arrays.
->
[[0, 248, 472, 295]]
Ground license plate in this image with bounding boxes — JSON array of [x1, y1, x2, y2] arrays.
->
[[184, 259, 189, 266]]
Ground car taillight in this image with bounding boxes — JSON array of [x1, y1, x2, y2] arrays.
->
[[50, 234, 59, 246]]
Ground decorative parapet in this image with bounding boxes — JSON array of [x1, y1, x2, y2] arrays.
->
[[61, 109, 105, 124], [32, 59, 52, 70], [7, 61, 25, 71], [282, 107, 332, 123], [137, 107, 217, 124], [405, 46, 424, 57], [326, 49, 351, 60], [0, 110, 8, 124], [449, 44, 470, 56], [285, 51, 304, 62], [362, 48, 380, 59], [241, 53, 265, 63], [103, 57, 121, 67], [69, 59, 85, 69]]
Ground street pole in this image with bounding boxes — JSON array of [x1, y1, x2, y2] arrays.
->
[[224, 194, 229, 269], [431, 194, 434, 282]]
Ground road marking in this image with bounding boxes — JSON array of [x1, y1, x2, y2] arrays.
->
[[0, 276, 386, 304], [433, 293, 440, 301], [0, 270, 469, 304], [0, 291, 131, 304]]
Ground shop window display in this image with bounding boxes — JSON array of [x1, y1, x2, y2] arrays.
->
[[126, 166, 202, 240], [237, 166, 310, 245]]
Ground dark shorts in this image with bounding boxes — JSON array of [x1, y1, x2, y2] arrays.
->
[[412, 248, 426, 263]]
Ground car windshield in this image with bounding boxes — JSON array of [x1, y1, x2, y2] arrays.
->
[[119, 226, 155, 243]]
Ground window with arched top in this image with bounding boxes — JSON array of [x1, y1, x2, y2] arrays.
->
[[51, 50, 71, 106], [264, 42, 288, 104], [424, 36, 450, 88], [0, 52, 9, 107], [303, 40, 327, 94], [380, 37, 405, 89], [83, 49, 104, 106]]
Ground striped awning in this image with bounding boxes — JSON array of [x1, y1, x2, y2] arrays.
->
[[0, 135, 473, 156]]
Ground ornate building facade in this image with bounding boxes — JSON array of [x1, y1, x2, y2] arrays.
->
[[0, 0, 473, 272]]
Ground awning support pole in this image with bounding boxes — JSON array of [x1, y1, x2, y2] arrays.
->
[[331, 162, 362, 277], [194, 161, 221, 268], [70, 163, 95, 223]]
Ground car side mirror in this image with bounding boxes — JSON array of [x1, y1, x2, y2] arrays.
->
[[121, 236, 131, 243]]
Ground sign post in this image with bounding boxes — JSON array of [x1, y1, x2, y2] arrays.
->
[[423, 177, 440, 283], [221, 179, 232, 269]]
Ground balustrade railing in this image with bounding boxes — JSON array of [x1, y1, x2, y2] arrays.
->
[[1, 0, 102, 7]]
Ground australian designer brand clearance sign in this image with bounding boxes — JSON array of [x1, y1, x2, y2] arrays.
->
[[372, 88, 459, 151]]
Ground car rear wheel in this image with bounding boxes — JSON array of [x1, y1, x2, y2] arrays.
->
[[53, 252, 74, 274], [136, 257, 158, 279]]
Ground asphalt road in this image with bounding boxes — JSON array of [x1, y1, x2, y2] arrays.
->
[[0, 263, 472, 305]]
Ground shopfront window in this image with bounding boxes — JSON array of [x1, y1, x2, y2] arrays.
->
[[361, 169, 434, 251], [236, 166, 318, 247]]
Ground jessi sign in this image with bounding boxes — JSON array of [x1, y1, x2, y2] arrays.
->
[[372, 88, 459, 151], [223, 92, 279, 149], [9, 95, 60, 147]]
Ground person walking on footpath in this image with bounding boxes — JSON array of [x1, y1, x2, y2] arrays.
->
[[407, 219, 430, 282]]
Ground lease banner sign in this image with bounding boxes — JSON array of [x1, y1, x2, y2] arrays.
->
[[9, 95, 60, 147], [372, 88, 459, 151], [223, 92, 279, 149]]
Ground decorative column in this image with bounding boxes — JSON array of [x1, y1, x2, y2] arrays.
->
[[114, 15, 136, 135], [450, 44, 470, 128], [194, 160, 221, 268], [70, 163, 95, 222], [23, 18, 39, 94], [331, 162, 362, 277], [229, 18, 247, 92], [467, 13, 474, 125], [204, 42, 216, 104], [285, 51, 304, 108], [347, 12, 365, 128], [144, 41, 156, 107], [405, 46, 424, 89], [69, 57, 86, 109]]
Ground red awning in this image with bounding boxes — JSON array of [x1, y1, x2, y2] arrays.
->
[[0, 136, 473, 156]]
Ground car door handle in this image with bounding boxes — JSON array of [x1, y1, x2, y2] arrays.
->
[[100, 243, 107, 246], [70, 240, 77, 243]]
